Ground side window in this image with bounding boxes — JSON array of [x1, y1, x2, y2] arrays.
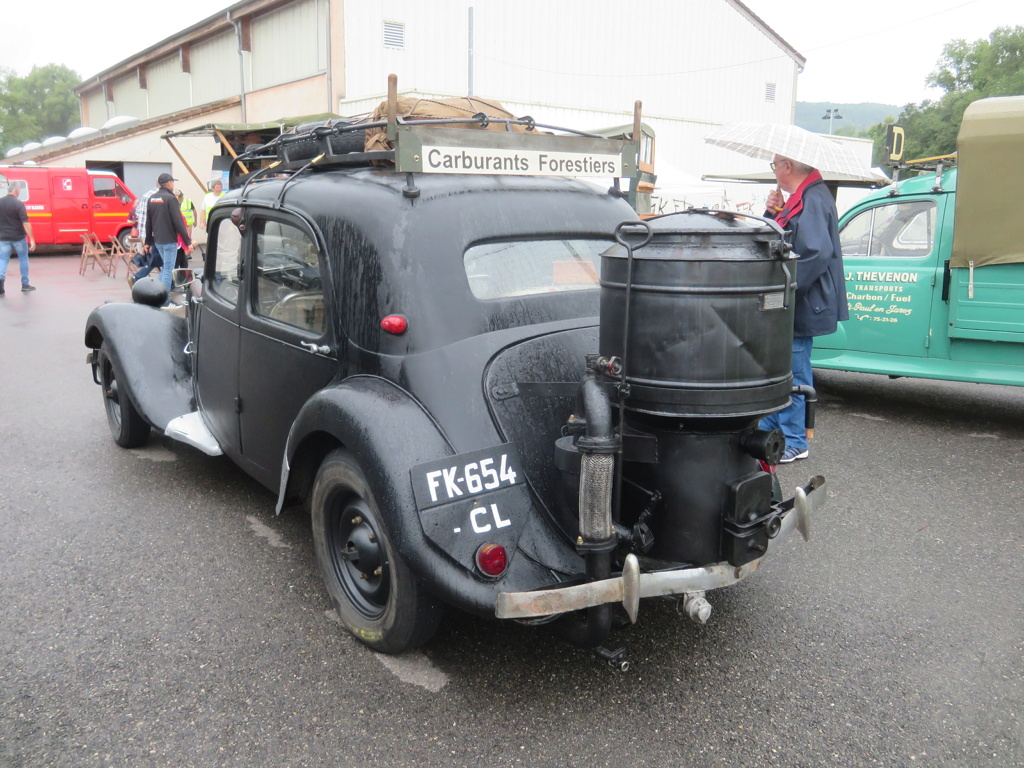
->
[[209, 216, 243, 305], [253, 219, 325, 334], [114, 180, 133, 204], [6, 179, 29, 202], [92, 177, 116, 197], [840, 201, 936, 258]]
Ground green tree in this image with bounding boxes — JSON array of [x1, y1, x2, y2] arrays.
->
[[0, 64, 81, 152], [868, 26, 1024, 163]]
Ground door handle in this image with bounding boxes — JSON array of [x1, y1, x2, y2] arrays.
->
[[300, 341, 331, 355]]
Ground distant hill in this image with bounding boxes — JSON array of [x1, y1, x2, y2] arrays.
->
[[795, 102, 902, 134]]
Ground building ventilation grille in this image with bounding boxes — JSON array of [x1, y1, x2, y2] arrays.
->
[[765, 82, 777, 102], [383, 21, 405, 49]]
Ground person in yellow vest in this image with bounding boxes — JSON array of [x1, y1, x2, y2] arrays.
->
[[174, 189, 197, 274], [175, 190, 196, 236]]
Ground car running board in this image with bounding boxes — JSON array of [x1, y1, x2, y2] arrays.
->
[[164, 411, 223, 456]]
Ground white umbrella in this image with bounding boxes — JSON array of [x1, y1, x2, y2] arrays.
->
[[704, 122, 877, 182]]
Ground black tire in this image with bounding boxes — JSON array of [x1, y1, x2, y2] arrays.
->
[[311, 449, 442, 653], [98, 346, 151, 448], [117, 229, 133, 254], [279, 127, 366, 163]]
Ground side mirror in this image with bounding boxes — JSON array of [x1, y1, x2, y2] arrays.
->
[[172, 267, 199, 290]]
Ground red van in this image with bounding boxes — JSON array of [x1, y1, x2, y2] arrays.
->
[[0, 166, 137, 250]]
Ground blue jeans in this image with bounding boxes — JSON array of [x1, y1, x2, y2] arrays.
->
[[760, 335, 813, 453], [0, 238, 30, 285], [153, 242, 178, 292]]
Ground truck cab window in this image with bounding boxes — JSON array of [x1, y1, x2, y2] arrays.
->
[[92, 177, 116, 197], [840, 201, 937, 259]]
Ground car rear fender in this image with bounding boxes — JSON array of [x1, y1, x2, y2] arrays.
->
[[277, 375, 577, 616], [84, 303, 193, 431]]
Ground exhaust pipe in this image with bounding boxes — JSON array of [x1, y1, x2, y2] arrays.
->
[[554, 363, 620, 650]]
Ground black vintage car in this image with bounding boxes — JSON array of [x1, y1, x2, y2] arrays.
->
[[85, 96, 824, 667]]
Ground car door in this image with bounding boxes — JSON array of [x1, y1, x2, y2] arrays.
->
[[817, 197, 944, 358], [236, 214, 336, 488], [194, 214, 244, 458]]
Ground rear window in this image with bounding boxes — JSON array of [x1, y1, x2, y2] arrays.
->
[[464, 239, 614, 300]]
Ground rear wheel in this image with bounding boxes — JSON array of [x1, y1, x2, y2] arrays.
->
[[311, 449, 441, 653], [98, 346, 150, 448]]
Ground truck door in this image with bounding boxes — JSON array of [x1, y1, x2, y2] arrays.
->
[[48, 172, 90, 245], [89, 175, 135, 242], [817, 198, 944, 358]]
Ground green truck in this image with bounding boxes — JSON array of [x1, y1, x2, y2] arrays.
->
[[812, 95, 1024, 386]]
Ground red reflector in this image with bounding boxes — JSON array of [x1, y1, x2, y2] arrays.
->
[[758, 460, 778, 474], [475, 543, 507, 577]]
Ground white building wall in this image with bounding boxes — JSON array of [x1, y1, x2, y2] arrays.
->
[[147, 53, 192, 118], [110, 72, 148, 122], [83, 90, 107, 128], [192, 30, 243, 106], [341, 0, 797, 122], [251, 0, 329, 91], [339, 0, 801, 180]]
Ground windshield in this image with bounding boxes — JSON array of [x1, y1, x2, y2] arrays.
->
[[464, 239, 615, 300]]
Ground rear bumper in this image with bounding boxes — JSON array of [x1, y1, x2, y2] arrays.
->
[[495, 475, 824, 621]]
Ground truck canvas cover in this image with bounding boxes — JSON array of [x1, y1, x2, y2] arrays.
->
[[951, 95, 1024, 268]]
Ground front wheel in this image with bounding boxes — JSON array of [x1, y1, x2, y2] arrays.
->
[[117, 229, 134, 254], [311, 449, 442, 654], [98, 345, 150, 448]]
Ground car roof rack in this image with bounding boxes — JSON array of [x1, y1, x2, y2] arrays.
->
[[886, 153, 958, 196], [230, 74, 653, 211]]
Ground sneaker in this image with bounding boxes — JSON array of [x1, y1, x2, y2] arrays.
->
[[0, 276, 5, 295], [21, 283, 36, 292], [779, 446, 809, 464]]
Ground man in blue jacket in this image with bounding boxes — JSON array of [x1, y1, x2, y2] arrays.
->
[[761, 155, 848, 462]]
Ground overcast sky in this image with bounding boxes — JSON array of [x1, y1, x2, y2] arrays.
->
[[1, 0, 1020, 111]]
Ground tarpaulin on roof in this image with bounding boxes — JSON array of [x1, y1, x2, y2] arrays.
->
[[161, 114, 343, 140]]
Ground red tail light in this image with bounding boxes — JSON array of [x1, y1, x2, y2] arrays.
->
[[475, 543, 507, 577], [381, 315, 408, 334]]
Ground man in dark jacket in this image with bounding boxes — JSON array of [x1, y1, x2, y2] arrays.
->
[[0, 183, 37, 294], [761, 155, 848, 462], [145, 173, 192, 294]]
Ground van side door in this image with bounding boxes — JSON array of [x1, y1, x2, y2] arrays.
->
[[48, 171, 90, 245]]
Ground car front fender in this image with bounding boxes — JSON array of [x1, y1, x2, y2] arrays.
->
[[84, 302, 193, 431]]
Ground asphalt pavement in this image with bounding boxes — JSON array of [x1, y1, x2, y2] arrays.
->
[[0, 255, 1020, 767]]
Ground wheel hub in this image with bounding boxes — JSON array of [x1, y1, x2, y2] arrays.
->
[[330, 499, 389, 617]]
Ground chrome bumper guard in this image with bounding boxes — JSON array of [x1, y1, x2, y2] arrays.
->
[[495, 476, 825, 622]]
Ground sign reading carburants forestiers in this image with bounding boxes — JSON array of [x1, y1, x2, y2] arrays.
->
[[420, 145, 623, 177]]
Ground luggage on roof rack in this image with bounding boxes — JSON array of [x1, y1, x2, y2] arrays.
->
[[229, 74, 655, 212]]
